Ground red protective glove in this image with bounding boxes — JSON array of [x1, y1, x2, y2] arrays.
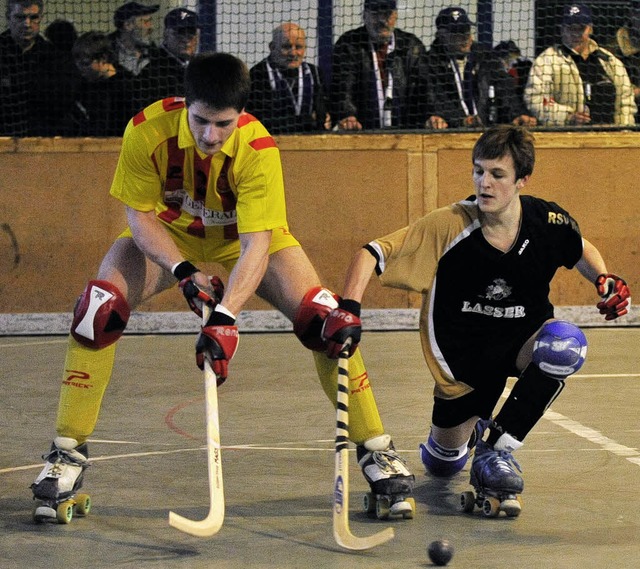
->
[[195, 308, 238, 385], [595, 273, 631, 321], [321, 299, 362, 359], [179, 275, 225, 318]]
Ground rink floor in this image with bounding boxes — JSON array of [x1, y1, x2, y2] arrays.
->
[[1, 328, 639, 569]]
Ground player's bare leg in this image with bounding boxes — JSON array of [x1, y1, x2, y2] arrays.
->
[[257, 245, 415, 519]]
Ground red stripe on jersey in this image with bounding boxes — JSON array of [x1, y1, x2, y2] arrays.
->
[[249, 136, 277, 151], [158, 136, 184, 225], [237, 113, 258, 128], [217, 156, 238, 240], [165, 136, 184, 193], [132, 109, 146, 126], [162, 97, 185, 112], [187, 217, 205, 238], [193, 151, 212, 201]]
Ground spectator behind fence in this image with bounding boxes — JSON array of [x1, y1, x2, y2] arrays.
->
[[493, 40, 532, 102], [330, 0, 427, 130], [151, 7, 200, 97], [66, 31, 125, 136], [109, 1, 159, 76], [525, 3, 636, 127], [0, 0, 79, 136], [44, 18, 77, 53], [423, 7, 536, 129], [246, 22, 330, 133], [611, 1, 640, 122], [109, 2, 182, 127]]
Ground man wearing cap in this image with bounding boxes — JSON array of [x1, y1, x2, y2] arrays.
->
[[148, 7, 200, 98], [110, 1, 160, 76], [525, 3, 635, 126], [161, 7, 199, 67], [423, 6, 535, 129], [330, 0, 428, 130], [246, 22, 330, 133]]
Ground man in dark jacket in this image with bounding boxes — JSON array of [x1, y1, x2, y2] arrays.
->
[[247, 22, 330, 133], [424, 6, 535, 129], [330, 0, 427, 130], [0, 0, 79, 136]]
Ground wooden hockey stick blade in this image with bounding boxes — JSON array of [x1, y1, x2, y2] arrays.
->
[[169, 305, 225, 537], [333, 341, 395, 550]]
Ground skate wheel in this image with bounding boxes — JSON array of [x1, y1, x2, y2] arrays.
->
[[75, 494, 91, 516], [363, 492, 377, 514], [376, 496, 391, 520], [482, 496, 500, 518], [401, 497, 415, 519], [56, 500, 74, 524], [461, 491, 476, 513]]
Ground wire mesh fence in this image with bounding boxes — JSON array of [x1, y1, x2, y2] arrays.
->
[[1, 0, 638, 136]]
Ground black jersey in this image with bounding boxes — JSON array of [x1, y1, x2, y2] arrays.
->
[[369, 195, 583, 398]]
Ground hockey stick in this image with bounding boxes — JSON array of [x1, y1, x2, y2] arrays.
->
[[333, 339, 395, 550], [169, 304, 224, 537]]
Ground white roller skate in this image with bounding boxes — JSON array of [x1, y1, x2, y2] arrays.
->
[[358, 435, 416, 520], [461, 436, 524, 518], [31, 437, 91, 524]]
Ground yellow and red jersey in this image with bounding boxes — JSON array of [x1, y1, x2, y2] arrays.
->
[[110, 97, 289, 245]]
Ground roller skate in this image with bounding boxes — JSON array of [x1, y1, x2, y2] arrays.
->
[[358, 435, 416, 520], [461, 438, 523, 518], [31, 437, 91, 524]]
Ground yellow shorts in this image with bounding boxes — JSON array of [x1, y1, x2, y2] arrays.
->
[[117, 225, 300, 272]]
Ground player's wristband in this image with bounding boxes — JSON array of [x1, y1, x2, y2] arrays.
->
[[172, 261, 199, 281], [205, 304, 237, 326], [338, 298, 361, 317]]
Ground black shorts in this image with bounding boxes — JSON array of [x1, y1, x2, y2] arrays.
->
[[431, 377, 508, 429]]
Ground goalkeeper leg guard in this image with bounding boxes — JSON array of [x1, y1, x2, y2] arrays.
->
[[488, 363, 565, 447]]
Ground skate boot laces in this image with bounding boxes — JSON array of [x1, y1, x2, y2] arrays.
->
[[370, 449, 410, 476]]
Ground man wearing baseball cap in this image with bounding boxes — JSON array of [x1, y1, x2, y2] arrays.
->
[[162, 8, 200, 66], [525, 3, 636, 126], [330, 0, 428, 130], [423, 6, 535, 129]]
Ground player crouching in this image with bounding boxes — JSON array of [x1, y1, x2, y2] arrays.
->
[[322, 124, 631, 518]]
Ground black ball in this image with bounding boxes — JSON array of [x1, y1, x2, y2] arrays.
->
[[427, 539, 454, 566]]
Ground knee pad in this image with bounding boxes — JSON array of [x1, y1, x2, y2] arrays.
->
[[532, 320, 587, 379], [419, 434, 469, 477], [293, 286, 339, 351], [71, 280, 130, 349]]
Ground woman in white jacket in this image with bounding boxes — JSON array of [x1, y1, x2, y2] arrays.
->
[[525, 3, 636, 127]]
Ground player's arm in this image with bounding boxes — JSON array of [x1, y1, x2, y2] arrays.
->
[[195, 230, 271, 383], [322, 247, 378, 358], [126, 206, 186, 273], [576, 238, 631, 321]]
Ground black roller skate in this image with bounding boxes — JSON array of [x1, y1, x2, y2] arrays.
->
[[358, 435, 416, 520], [31, 437, 91, 524], [461, 439, 523, 518]]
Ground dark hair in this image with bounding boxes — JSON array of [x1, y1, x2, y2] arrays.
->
[[184, 52, 250, 112], [72, 31, 114, 66], [7, 0, 43, 17], [472, 125, 535, 180]]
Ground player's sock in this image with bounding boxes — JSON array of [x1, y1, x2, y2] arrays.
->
[[312, 347, 384, 443], [56, 336, 117, 443]]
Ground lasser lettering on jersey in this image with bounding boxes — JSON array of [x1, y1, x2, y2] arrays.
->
[[460, 302, 526, 318]]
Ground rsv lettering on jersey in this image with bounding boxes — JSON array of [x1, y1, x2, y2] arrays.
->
[[547, 211, 579, 232], [461, 301, 526, 318], [163, 188, 237, 226]]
